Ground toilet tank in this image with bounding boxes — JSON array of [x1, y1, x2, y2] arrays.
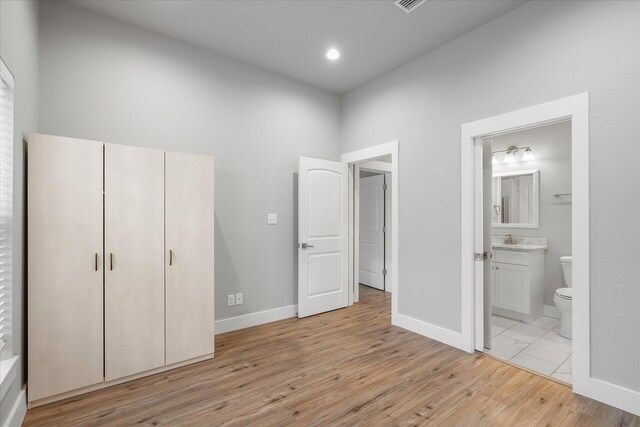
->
[[560, 256, 572, 287]]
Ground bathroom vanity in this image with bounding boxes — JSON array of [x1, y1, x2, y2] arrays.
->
[[491, 237, 547, 323]]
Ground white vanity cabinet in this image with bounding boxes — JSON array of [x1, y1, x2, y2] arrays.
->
[[491, 248, 545, 323]]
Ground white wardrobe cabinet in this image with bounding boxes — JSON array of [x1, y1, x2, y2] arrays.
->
[[104, 143, 166, 381], [28, 134, 104, 402], [28, 134, 215, 406], [165, 151, 215, 365]]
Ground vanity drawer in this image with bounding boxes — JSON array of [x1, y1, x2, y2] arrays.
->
[[494, 250, 530, 266]]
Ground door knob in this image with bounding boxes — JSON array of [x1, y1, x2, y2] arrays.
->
[[300, 243, 314, 249]]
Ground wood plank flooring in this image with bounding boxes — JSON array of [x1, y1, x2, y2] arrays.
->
[[24, 286, 639, 426]]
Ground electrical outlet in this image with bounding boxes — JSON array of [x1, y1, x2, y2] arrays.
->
[[267, 213, 278, 225], [227, 295, 235, 307], [235, 292, 243, 305]]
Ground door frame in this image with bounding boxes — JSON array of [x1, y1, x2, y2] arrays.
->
[[342, 141, 398, 324], [461, 94, 589, 393]]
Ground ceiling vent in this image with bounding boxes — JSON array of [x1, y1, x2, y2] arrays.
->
[[394, 0, 427, 13]]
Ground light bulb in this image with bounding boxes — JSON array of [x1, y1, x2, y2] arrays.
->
[[503, 152, 516, 163], [521, 148, 535, 162], [492, 155, 497, 165]]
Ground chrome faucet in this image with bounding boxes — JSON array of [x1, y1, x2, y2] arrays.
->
[[504, 234, 515, 245]]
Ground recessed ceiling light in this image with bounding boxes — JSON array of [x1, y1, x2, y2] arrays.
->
[[326, 48, 341, 61]]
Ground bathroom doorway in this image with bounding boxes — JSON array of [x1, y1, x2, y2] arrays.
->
[[460, 93, 590, 396], [481, 121, 573, 383]]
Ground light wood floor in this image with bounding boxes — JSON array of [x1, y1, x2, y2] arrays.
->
[[24, 286, 639, 426]]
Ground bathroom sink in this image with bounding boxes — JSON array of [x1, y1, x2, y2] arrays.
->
[[492, 243, 547, 252]]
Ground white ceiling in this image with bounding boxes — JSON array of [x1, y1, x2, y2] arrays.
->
[[72, 0, 528, 94]]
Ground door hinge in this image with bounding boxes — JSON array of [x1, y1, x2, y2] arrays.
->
[[383, 269, 387, 275], [474, 252, 488, 261], [383, 184, 387, 191], [383, 226, 387, 233]]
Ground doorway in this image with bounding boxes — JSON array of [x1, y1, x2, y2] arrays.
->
[[356, 160, 392, 297], [460, 93, 589, 396], [481, 121, 573, 384], [342, 142, 398, 321], [358, 170, 386, 291]]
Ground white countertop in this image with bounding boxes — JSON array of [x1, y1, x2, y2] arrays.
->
[[492, 243, 547, 252]]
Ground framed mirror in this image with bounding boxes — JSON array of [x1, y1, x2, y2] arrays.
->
[[492, 169, 539, 228]]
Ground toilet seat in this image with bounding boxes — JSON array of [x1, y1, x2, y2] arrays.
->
[[555, 287, 572, 300]]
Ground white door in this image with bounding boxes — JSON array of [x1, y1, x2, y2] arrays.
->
[[384, 173, 392, 293], [475, 139, 493, 351], [298, 157, 349, 318], [359, 174, 385, 290], [27, 134, 104, 402], [105, 143, 165, 381], [165, 151, 215, 365], [482, 139, 493, 348]]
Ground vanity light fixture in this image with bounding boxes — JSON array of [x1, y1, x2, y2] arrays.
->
[[492, 145, 534, 164]]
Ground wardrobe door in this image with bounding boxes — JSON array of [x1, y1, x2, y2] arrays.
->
[[28, 134, 104, 402], [104, 144, 165, 381], [165, 151, 214, 365]]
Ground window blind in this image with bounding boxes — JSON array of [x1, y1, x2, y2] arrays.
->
[[0, 58, 14, 359]]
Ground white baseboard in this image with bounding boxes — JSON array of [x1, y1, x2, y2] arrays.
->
[[215, 305, 298, 334], [543, 304, 561, 319], [395, 314, 465, 351], [585, 378, 640, 417], [1, 388, 26, 427]]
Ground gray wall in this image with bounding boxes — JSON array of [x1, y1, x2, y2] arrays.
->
[[39, 1, 342, 320], [492, 121, 572, 306], [342, 0, 639, 392], [0, 0, 39, 423]]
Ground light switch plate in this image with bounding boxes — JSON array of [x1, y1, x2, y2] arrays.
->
[[235, 292, 243, 305], [227, 295, 235, 307], [267, 213, 278, 225]]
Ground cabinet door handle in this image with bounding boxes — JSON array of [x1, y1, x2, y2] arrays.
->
[[169, 250, 173, 266], [110, 253, 113, 271], [95, 253, 98, 271]]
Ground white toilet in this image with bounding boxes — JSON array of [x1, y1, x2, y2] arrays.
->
[[554, 256, 573, 339]]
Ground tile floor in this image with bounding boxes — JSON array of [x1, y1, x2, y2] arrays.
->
[[485, 314, 572, 383]]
